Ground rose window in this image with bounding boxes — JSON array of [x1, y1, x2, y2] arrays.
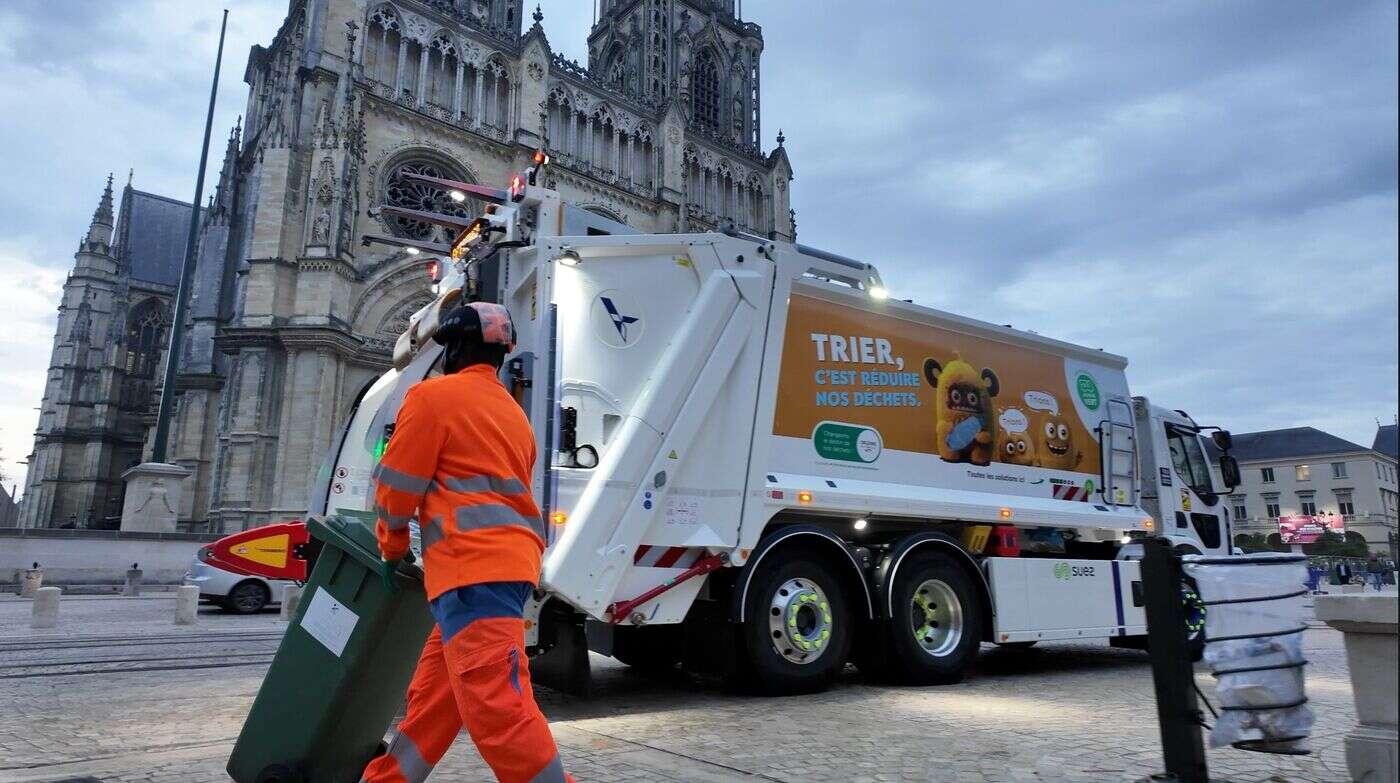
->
[[383, 159, 474, 241]]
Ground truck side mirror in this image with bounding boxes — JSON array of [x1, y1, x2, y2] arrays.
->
[[1219, 454, 1241, 490], [1212, 430, 1233, 451]]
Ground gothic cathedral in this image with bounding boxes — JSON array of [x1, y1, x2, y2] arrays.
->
[[20, 0, 795, 531]]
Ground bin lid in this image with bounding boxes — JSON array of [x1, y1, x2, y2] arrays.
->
[[308, 515, 389, 573]]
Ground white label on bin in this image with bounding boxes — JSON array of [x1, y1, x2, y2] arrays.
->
[[300, 588, 358, 657]]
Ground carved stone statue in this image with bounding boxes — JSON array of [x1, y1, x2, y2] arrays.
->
[[311, 207, 331, 244]]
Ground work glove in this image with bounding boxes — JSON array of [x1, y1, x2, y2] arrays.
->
[[379, 557, 402, 594]]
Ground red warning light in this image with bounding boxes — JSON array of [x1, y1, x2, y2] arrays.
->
[[509, 174, 525, 202]]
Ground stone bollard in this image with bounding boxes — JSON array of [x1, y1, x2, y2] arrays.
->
[[174, 585, 199, 626], [20, 565, 43, 598], [31, 586, 60, 629], [279, 585, 302, 621], [123, 564, 143, 597], [1315, 594, 1398, 783]]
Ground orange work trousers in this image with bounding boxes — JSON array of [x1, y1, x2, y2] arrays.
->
[[361, 583, 571, 783]]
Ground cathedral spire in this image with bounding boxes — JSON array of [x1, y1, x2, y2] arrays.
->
[[210, 117, 242, 219], [221, 117, 242, 177], [91, 174, 114, 228], [85, 174, 116, 248]]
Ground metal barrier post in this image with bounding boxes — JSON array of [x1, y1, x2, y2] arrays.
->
[[1141, 537, 1208, 783]]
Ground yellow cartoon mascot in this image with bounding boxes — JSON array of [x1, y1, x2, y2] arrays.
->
[[1037, 413, 1083, 470], [997, 410, 1038, 466], [923, 357, 999, 466]]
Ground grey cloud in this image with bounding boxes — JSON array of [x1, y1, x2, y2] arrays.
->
[[761, 0, 1396, 443], [0, 0, 1393, 449]]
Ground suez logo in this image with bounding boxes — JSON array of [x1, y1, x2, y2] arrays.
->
[[591, 290, 643, 348], [1052, 562, 1097, 580], [601, 297, 639, 341]]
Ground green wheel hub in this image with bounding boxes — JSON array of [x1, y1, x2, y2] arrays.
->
[[767, 577, 834, 664], [909, 578, 963, 658]]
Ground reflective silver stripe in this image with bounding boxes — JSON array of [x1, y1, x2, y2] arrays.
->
[[438, 475, 529, 495], [528, 754, 567, 783], [421, 516, 445, 552], [376, 506, 413, 531], [358, 730, 434, 783], [454, 504, 546, 539], [373, 462, 432, 494]]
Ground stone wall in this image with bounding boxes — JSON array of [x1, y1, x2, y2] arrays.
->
[[0, 528, 221, 587]]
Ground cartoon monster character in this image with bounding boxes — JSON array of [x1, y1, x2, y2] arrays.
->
[[998, 418, 1038, 466], [1037, 414, 1083, 470], [924, 357, 999, 466]]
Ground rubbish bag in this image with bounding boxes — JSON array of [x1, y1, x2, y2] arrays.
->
[[1184, 553, 1313, 753]]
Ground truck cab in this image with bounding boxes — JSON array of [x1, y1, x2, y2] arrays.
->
[[1132, 397, 1240, 556]]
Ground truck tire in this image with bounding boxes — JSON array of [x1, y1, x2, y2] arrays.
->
[[1109, 578, 1206, 661], [741, 556, 853, 695], [886, 551, 984, 685], [612, 625, 682, 672]]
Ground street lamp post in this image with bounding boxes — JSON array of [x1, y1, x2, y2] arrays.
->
[[151, 9, 229, 464], [118, 9, 229, 534]]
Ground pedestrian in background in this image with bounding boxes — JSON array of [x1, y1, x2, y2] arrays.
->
[[1366, 555, 1386, 591]]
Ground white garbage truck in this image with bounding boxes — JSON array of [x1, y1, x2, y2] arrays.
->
[[310, 162, 1243, 694]]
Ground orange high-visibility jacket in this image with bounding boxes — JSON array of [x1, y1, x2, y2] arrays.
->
[[373, 364, 545, 600]]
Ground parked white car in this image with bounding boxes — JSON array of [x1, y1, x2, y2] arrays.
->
[[184, 551, 294, 614]]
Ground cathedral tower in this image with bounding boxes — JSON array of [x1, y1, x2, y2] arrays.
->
[[588, 0, 762, 148], [20, 176, 196, 528], [24, 0, 794, 532]]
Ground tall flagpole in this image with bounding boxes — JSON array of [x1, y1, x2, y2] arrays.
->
[[151, 8, 228, 464]]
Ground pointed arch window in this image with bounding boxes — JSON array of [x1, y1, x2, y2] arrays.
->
[[366, 7, 402, 88], [125, 301, 168, 378], [427, 35, 458, 110], [693, 48, 720, 131]]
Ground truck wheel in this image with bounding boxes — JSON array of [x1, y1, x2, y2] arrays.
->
[[887, 551, 983, 685], [226, 580, 270, 615], [612, 625, 682, 671], [1110, 579, 1206, 661], [742, 556, 852, 695]]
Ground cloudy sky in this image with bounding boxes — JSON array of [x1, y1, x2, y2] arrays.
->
[[0, 1, 1395, 488]]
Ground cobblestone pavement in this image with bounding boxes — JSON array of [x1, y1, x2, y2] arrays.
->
[[0, 595, 1355, 783]]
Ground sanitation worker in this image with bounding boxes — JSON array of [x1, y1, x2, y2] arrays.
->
[[361, 302, 572, 783]]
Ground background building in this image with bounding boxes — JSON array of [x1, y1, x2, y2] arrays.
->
[[20, 0, 795, 532], [19, 178, 199, 529], [1374, 423, 1397, 460], [0, 484, 17, 527], [1227, 426, 1399, 554]]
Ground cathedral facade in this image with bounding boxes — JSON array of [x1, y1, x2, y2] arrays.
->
[[21, 0, 795, 532]]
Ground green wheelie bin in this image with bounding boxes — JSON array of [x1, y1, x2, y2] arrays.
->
[[227, 514, 436, 783]]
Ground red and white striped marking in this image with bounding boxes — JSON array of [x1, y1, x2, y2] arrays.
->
[[633, 545, 701, 568], [1052, 484, 1091, 502]]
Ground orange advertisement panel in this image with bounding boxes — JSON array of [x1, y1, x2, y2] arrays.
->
[[772, 292, 1126, 498]]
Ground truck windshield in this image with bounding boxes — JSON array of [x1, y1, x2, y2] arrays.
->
[[1166, 426, 1215, 496]]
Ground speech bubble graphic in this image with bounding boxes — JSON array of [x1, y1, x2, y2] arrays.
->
[[998, 408, 1029, 434], [1024, 391, 1059, 416]]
